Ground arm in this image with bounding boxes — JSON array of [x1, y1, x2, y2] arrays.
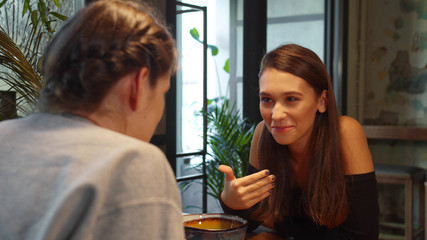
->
[[339, 116, 379, 240]]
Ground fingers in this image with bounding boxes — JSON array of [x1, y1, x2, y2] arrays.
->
[[218, 165, 276, 210], [227, 176, 275, 209], [244, 173, 275, 193], [246, 178, 275, 201], [218, 165, 236, 182], [245, 191, 272, 210], [239, 169, 272, 187], [218, 165, 272, 185]]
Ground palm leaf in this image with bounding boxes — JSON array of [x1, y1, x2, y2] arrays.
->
[[199, 99, 255, 198], [0, 0, 68, 118], [0, 29, 42, 112]]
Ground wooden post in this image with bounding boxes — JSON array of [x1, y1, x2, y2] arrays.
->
[[0, 91, 18, 120]]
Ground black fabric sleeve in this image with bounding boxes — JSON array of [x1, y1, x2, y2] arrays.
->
[[340, 171, 379, 240], [219, 163, 261, 232]]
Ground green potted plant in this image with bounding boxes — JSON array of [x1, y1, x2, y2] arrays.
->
[[204, 98, 255, 199], [189, 27, 256, 206], [0, 0, 67, 119]]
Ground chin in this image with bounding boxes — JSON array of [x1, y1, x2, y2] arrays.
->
[[271, 134, 293, 146]]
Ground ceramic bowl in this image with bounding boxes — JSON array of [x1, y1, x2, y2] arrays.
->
[[183, 213, 248, 240]]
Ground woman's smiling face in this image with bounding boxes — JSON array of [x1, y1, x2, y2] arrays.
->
[[259, 68, 323, 147]]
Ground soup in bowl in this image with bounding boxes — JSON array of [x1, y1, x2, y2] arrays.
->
[[183, 213, 248, 240]]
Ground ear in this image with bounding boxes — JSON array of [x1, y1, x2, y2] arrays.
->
[[129, 67, 149, 111], [317, 90, 328, 113]]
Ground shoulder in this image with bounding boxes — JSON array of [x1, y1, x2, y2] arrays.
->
[[338, 116, 368, 145], [338, 116, 374, 175], [117, 139, 171, 173], [338, 116, 365, 140], [84, 127, 173, 181], [104, 139, 180, 201], [254, 121, 264, 140]]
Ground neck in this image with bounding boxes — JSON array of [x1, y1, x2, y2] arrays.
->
[[72, 110, 127, 134], [288, 142, 310, 164], [289, 143, 312, 188]]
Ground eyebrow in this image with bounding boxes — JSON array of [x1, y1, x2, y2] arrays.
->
[[259, 91, 304, 96]]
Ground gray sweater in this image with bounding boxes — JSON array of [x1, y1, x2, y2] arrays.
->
[[0, 113, 184, 240]]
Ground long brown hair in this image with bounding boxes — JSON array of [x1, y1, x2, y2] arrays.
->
[[38, 0, 177, 114], [254, 44, 348, 228]]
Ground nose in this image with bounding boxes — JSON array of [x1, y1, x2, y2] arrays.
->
[[272, 103, 287, 121]]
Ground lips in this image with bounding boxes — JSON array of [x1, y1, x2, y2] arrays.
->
[[271, 125, 293, 133]]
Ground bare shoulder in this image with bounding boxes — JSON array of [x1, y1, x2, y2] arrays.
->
[[338, 116, 374, 175], [249, 121, 264, 169], [253, 121, 264, 140], [339, 116, 365, 137]]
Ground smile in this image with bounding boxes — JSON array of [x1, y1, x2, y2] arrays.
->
[[271, 126, 293, 133]]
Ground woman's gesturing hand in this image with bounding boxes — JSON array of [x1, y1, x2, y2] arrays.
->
[[218, 165, 276, 210]]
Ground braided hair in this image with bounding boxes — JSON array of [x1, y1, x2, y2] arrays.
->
[[38, 0, 177, 114]]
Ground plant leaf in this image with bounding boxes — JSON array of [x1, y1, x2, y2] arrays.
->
[[189, 27, 220, 57], [49, 11, 68, 21], [208, 44, 218, 56], [23, 0, 31, 16], [0, 0, 8, 8], [0, 29, 43, 109], [0, 0, 68, 118], [52, 0, 59, 8], [200, 99, 255, 196], [223, 58, 229, 73], [31, 10, 39, 32], [189, 27, 200, 41], [38, 0, 47, 13]]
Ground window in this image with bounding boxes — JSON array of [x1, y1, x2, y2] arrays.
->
[[267, 0, 325, 60]]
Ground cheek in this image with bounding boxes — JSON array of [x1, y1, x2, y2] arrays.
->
[[259, 105, 270, 119], [259, 106, 273, 131], [295, 105, 318, 126]]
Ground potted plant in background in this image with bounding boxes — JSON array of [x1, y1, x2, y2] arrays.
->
[[204, 98, 255, 200], [189, 27, 256, 210], [0, 0, 67, 120]]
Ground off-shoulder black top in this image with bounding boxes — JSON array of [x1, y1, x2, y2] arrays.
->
[[220, 164, 379, 240]]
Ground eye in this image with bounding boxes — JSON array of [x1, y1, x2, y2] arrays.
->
[[286, 96, 298, 102], [260, 97, 272, 103]]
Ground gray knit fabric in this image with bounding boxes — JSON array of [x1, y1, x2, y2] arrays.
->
[[0, 113, 184, 240]]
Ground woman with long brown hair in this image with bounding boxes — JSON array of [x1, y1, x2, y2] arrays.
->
[[219, 44, 379, 239]]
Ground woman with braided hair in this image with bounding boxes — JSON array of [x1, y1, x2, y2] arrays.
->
[[219, 44, 379, 239], [0, 0, 183, 239]]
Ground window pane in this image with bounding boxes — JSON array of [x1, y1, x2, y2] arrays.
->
[[176, 6, 204, 153], [176, 156, 205, 213], [267, 0, 325, 61], [268, 0, 324, 17], [179, 179, 203, 214], [176, 156, 203, 178], [267, 21, 325, 60]]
